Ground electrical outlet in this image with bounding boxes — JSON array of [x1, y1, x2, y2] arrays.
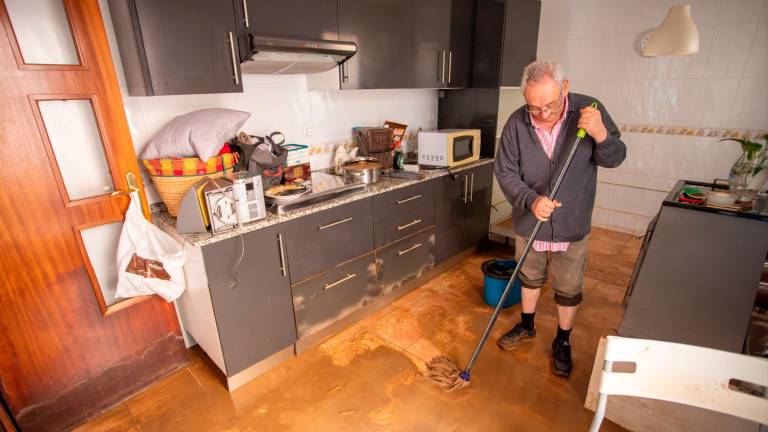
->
[[304, 128, 313, 136], [426, 112, 435, 122]]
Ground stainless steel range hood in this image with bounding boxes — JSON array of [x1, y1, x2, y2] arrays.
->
[[240, 35, 357, 75]]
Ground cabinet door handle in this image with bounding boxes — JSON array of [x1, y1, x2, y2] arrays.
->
[[447, 50, 452, 84], [441, 50, 447, 84], [227, 32, 239, 85], [341, 61, 350, 83], [324, 273, 357, 290], [318, 217, 353, 230], [469, 173, 474, 202], [397, 219, 422, 231], [242, 0, 250, 28], [397, 242, 423, 256], [437, 51, 443, 83], [277, 233, 287, 277], [463, 174, 468, 203], [396, 194, 422, 205]]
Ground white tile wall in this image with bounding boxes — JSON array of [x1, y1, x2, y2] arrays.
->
[[539, 0, 768, 234]]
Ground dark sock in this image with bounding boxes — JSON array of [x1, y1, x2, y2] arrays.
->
[[556, 326, 572, 343], [521, 312, 535, 330]]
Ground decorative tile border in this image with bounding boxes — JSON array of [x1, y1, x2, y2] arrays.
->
[[619, 124, 767, 140], [306, 131, 420, 156]]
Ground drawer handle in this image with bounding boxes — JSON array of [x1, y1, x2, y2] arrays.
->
[[397, 219, 422, 231], [324, 273, 357, 290], [397, 242, 423, 256], [396, 194, 422, 205], [318, 217, 353, 231]]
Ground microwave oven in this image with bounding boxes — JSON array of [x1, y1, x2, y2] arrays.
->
[[417, 129, 481, 168]]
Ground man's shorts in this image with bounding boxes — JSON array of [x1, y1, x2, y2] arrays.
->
[[514, 235, 589, 306]]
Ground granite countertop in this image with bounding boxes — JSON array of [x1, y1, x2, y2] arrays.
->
[[154, 158, 494, 247]]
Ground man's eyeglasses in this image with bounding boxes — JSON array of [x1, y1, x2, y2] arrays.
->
[[525, 90, 564, 116]]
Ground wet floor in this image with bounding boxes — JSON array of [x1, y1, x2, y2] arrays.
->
[[78, 227, 638, 431]]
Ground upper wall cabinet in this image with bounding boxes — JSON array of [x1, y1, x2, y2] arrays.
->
[[338, 0, 474, 90], [109, 0, 243, 96], [232, 0, 339, 59], [472, 0, 540, 88], [501, 0, 540, 87]]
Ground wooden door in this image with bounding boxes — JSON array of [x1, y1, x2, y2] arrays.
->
[[0, 1, 187, 431]]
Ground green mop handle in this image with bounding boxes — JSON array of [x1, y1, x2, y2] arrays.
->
[[461, 102, 598, 377]]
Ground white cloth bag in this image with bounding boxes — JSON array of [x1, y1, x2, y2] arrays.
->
[[115, 193, 186, 302]]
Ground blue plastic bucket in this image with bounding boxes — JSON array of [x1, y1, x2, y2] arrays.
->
[[481, 259, 522, 308]]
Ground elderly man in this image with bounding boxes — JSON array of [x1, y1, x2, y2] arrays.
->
[[494, 60, 626, 377]]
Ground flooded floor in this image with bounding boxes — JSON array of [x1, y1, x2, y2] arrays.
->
[[78, 228, 639, 431]]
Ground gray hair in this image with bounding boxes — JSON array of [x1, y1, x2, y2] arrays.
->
[[520, 60, 565, 92]]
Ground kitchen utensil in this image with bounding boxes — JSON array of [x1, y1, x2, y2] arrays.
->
[[341, 157, 382, 184]]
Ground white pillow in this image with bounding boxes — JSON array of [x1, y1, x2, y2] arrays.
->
[[140, 108, 250, 161]]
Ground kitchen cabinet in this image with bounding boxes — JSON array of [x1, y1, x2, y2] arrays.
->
[[472, 0, 540, 88], [201, 223, 295, 377], [232, 0, 339, 59], [338, 0, 473, 89], [373, 180, 436, 248], [377, 227, 437, 294], [283, 197, 374, 283], [108, 0, 243, 96], [291, 253, 379, 339], [435, 163, 493, 263]]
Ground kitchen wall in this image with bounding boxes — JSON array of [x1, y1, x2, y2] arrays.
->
[[99, 2, 438, 205], [537, 0, 768, 234]]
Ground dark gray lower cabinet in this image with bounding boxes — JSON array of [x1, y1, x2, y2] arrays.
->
[[436, 163, 493, 263], [377, 227, 436, 295], [291, 253, 379, 338], [202, 224, 295, 376], [284, 197, 374, 283]]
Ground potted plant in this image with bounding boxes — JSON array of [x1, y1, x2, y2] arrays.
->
[[722, 134, 768, 198]]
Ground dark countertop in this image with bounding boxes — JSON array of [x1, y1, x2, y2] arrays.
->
[[154, 158, 495, 247], [664, 180, 768, 222]]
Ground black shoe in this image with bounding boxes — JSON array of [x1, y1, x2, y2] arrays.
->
[[497, 323, 536, 351], [552, 338, 572, 377]]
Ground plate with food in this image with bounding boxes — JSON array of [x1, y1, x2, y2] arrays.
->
[[264, 183, 311, 203]]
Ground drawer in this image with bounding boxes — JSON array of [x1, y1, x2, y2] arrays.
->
[[285, 197, 374, 283], [373, 180, 434, 221], [292, 253, 379, 338], [373, 203, 434, 248], [376, 227, 435, 295]]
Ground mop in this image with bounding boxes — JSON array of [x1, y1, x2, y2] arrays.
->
[[424, 103, 598, 391]]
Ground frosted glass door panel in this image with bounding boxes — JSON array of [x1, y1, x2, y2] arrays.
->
[[38, 99, 115, 200], [80, 221, 123, 307], [4, 0, 79, 65]]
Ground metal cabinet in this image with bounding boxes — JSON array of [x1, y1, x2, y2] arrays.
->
[[435, 163, 493, 263], [201, 224, 295, 376], [291, 253, 378, 339], [338, 0, 473, 89], [108, 0, 242, 96], [284, 197, 374, 283], [376, 227, 436, 294], [232, 0, 339, 59]]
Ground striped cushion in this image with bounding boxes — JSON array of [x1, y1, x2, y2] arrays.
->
[[142, 153, 238, 177]]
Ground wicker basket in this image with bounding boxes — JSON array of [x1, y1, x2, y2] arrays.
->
[[353, 127, 394, 170], [142, 154, 237, 217]]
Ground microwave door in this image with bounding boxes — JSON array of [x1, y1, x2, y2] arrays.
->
[[453, 136, 473, 162]]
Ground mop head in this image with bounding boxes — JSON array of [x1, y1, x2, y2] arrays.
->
[[423, 356, 470, 391]]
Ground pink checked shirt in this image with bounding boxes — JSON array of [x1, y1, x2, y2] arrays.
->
[[529, 97, 570, 252]]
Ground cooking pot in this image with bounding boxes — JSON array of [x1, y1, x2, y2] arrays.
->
[[341, 156, 381, 184]]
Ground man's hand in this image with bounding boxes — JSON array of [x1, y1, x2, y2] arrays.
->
[[532, 196, 562, 222], [578, 106, 608, 144]]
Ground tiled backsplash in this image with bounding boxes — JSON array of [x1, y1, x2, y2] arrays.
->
[[100, 1, 437, 205], [537, 0, 768, 234]]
